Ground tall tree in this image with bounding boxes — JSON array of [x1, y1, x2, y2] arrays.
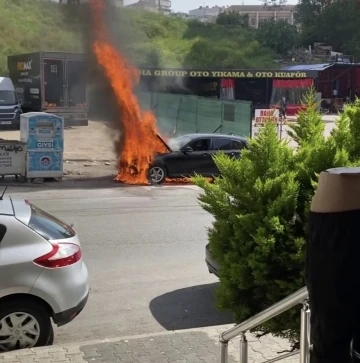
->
[[256, 19, 298, 55], [316, 0, 360, 56], [294, 0, 328, 26], [216, 11, 250, 28], [296, 0, 360, 58], [263, 0, 287, 9]]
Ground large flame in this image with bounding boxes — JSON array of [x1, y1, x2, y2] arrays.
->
[[89, 0, 168, 185]]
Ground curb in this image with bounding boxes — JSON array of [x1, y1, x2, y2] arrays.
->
[[0, 325, 235, 355], [52, 325, 233, 349], [64, 159, 116, 163]]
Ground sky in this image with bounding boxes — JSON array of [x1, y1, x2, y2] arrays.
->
[[124, 0, 297, 13]]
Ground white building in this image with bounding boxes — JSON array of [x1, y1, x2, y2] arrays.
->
[[189, 5, 225, 19], [225, 4, 295, 29], [55, 0, 124, 6], [126, 0, 171, 14]]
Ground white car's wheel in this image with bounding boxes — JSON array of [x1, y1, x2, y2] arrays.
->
[[148, 165, 167, 184], [0, 300, 53, 352]]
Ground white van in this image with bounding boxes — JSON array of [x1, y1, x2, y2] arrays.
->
[[0, 77, 22, 129]]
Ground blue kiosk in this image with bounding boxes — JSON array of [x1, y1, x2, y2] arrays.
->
[[20, 112, 64, 179]]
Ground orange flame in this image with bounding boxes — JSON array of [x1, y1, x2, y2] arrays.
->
[[89, 0, 168, 185]]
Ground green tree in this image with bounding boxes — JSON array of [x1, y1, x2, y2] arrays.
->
[[295, 0, 360, 59], [182, 21, 276, 68], [216, 11, 250, 28], [195, 121, 302, 342], [313, 0, 360, 57], [194, 90, 360, 342], [294, 0, 328, 26], [263, 0, 287, 8], [256, 19, 298, 55], [183, 36, 275, 69]]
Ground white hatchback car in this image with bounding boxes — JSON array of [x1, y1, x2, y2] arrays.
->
[[0, 193, 89, 352]]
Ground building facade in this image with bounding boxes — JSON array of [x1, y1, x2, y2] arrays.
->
[[113, 0, 124, 6], [56, 0, 124, 5], [125, 0, 171, 14], [226, 4, 295, 28], [189, 5, 225, 19]]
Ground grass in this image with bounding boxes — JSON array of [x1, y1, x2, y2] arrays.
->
[[0, 0, 276, 75], [0, 0, 82, 74]]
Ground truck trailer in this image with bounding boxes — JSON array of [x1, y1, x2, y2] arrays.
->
[[8, 52, 88, 128]]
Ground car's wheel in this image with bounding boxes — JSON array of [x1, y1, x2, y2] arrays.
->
[[0, 299, 53, 352], [46, 324, 54, 345], [148, 165, 167, 184]]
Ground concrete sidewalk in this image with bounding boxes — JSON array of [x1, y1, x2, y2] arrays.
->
[[0, 325, 298, 363]]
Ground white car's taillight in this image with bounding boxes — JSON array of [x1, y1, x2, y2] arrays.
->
[[34, 243, 82, 268]]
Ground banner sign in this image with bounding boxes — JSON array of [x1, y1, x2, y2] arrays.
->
[[254, 109, 279, 125], [139, 68, 318, 79], [252, 109, 281, 138]]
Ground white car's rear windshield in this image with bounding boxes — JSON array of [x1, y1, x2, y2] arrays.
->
[[28, 203, 75, 240]]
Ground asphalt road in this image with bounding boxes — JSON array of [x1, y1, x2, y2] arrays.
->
[[8, 184, 233, 345]]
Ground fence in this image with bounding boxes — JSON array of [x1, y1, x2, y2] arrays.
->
[[137, 92, 252, 138]]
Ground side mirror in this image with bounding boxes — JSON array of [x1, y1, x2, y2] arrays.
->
[[183, 146, 193, 153]]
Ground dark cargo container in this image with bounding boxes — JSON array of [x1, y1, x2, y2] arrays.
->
[[8, 52, 88, 127]]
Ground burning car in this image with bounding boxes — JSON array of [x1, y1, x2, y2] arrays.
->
[[88, 1, 247, 187], [147, 133, 248, 185]]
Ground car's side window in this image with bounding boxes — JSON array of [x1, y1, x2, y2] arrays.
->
[[188, 138, 211, 151], [232, 140, 246, 150], [212, 138, 232, 151], [0, 224, 7, 244]]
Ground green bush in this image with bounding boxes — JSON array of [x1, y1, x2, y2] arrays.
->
[[194, 90, 360, 343]]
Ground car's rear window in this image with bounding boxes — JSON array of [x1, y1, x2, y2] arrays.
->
[[28, 203, 75, 240]]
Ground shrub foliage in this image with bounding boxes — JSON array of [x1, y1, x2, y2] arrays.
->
[[194, 89, 360, 342]]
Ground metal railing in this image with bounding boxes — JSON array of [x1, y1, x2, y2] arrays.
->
[[219, 286, 310, 363]]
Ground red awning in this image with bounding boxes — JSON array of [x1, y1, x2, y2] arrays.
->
[[220, 78, 235, 88], [273, 79, 313, 88]]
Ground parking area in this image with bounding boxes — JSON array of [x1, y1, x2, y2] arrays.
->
[[0, 116, 338, 185]]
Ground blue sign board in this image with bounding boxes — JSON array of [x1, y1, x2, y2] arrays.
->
[[36, 141, 54, 149], [26, 114, 64, 151]]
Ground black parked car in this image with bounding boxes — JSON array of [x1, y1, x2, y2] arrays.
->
[[148, 133, 248, 184], [205, 243, 220, 277]]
